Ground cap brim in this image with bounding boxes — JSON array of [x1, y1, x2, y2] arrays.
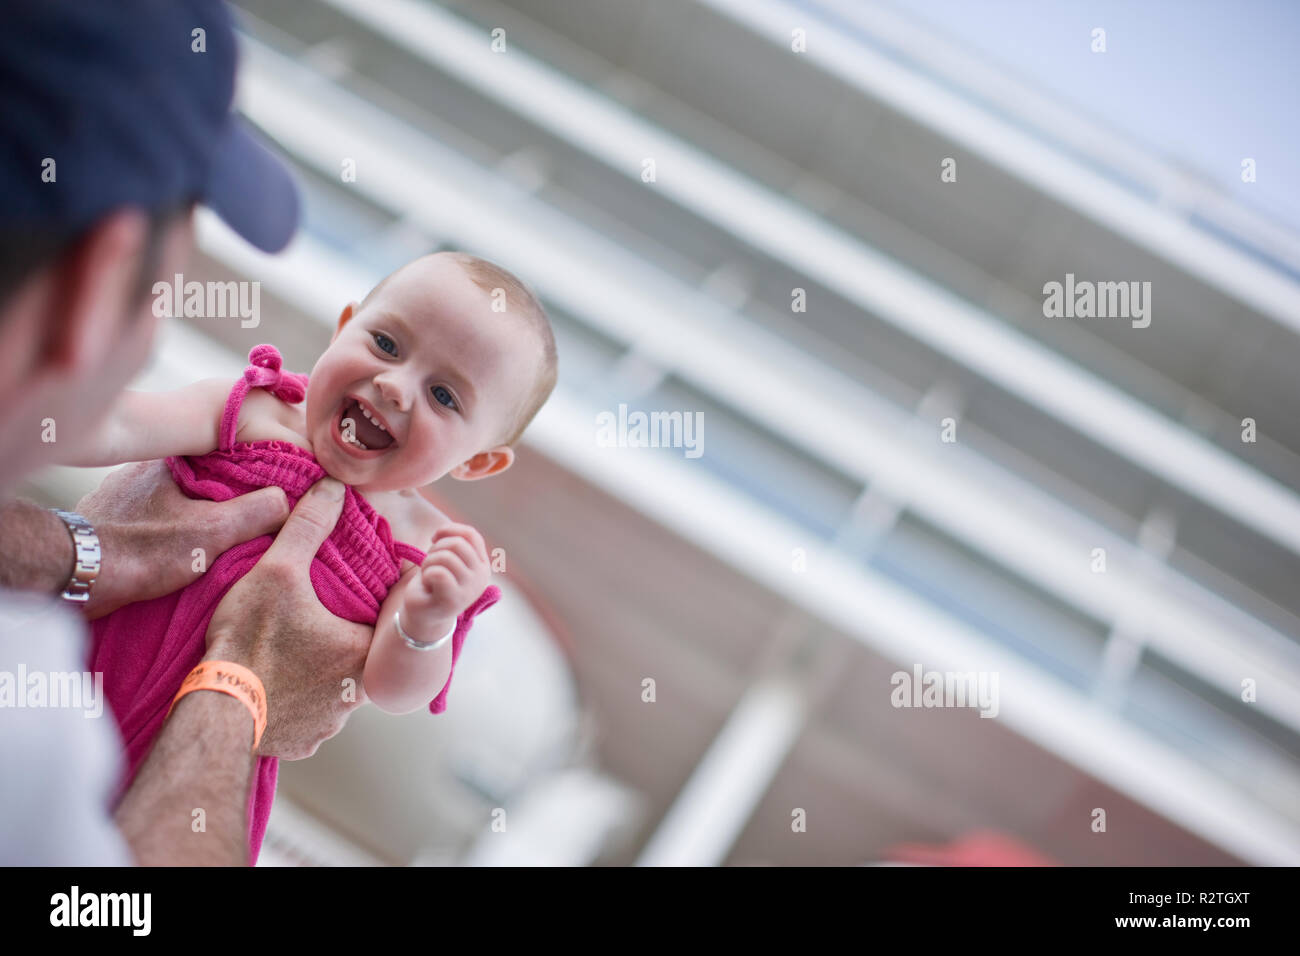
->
[[203, 119, 300, 253]]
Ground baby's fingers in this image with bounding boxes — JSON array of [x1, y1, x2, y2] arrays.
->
[[422, 548, 471, 589], [425, 534, 481, 575], [431, 522, 489, 566]]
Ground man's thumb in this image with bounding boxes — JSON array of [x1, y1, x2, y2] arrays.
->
[[262, 478, 345, 568], [217, 485, 292, 547]]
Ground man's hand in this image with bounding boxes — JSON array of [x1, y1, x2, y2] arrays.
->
[[204, 477, 374, 760], [76, 459, 290, 619]]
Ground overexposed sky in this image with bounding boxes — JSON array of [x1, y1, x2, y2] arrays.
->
[[882, 0, 1300, 235]]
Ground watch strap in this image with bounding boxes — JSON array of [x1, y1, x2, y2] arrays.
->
[[52, 509, 101, 604]]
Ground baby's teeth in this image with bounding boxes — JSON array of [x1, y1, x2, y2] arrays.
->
[[359, 404, 387, 432]]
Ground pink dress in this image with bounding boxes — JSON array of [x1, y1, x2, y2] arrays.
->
[[88, 344, 500, 863]]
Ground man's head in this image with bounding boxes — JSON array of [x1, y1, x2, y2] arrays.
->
[[305, 252, 558, 493], [0, 0, 301, 496], [0, 207, 196, 494]]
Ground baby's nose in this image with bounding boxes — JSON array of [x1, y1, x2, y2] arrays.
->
[[375, 374, 410, 410]]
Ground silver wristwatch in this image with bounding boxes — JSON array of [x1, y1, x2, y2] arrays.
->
[[52, 509, 101, 604]]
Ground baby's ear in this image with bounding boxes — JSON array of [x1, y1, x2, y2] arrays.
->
[[449, 446, 514, 481], [332, 301, 359, 341]]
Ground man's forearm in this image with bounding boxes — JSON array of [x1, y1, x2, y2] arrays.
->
[[114, 690, 257, 865], [0, 498, 72, 596]]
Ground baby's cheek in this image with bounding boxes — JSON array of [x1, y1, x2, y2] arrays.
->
[[385, 443, 416, 477]]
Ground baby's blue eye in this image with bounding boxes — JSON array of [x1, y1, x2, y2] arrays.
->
[[372, 332, 397, 355], [432, 385, 458, 410]]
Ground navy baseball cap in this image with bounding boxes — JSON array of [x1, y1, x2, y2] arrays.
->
[[0, 0, 299, 252]]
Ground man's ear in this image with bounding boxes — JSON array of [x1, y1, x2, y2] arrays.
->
[[333, 301, 359, 342], [449, 446, 515, 481], [44, 208, 151, 375]]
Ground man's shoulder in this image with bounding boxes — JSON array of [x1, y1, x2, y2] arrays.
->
[[0, 587, 133, 866], [0, 587, 85, 653]]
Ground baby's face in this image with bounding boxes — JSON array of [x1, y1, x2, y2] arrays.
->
[[304, 254, 537, 492]]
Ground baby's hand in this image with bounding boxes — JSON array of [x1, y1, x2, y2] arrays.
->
[[400, 522, 491, 639]]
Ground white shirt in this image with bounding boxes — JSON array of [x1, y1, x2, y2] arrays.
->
[[0, 587, 133, 864]]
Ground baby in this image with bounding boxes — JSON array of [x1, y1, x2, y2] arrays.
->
[[70, 251, 557, 860]]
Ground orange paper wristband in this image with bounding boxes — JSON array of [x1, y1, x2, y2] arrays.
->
[[167, 661, 267, 752]]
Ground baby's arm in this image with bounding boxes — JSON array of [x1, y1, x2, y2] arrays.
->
[[363, 522, 492, 715], [65, 378, 232, 466]]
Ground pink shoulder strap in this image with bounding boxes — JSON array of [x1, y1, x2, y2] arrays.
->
[[394, 542, 427, 565], [219, 344, 310, 451]]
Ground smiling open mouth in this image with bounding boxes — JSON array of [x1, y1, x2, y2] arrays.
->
[[338, 398, 395, 452]]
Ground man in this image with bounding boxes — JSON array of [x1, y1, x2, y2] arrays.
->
[[0, 0, 373, 864]]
